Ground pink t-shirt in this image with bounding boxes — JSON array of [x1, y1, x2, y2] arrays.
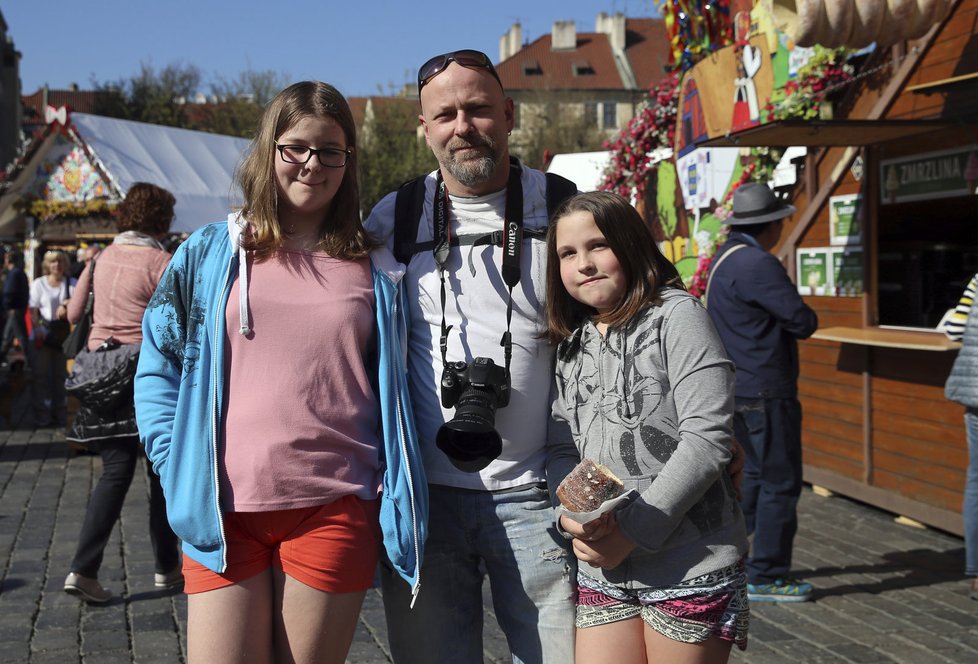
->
[[66, 243, 171, 350], [219, 250, 381, 512]]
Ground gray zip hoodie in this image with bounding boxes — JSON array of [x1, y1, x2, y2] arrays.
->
[[551, 288, 747, 588]]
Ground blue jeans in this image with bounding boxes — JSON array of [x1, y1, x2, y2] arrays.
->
[[964, 409, 978, 577], [733, 397, 803, 584], [380, 483, 576, 664]]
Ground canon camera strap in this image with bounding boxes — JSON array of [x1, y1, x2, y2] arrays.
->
[[432, 161, 524, 379]]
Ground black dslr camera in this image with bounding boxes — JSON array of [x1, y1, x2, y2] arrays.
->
[[436, 357, 511, 472]]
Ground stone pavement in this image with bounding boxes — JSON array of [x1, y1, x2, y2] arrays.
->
[[0, 367, 975, 663]]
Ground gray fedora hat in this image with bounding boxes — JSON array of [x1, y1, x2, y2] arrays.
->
[[726, 182, 796, 225]]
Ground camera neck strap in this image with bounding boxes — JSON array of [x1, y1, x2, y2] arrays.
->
[[432, 159, 524, 376]]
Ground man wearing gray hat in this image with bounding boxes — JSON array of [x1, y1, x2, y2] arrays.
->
[[705, 182, 818, 603]]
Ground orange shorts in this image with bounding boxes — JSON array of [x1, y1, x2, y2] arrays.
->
[[182, 495, 381, 595]]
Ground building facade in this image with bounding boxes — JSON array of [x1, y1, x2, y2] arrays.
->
[[0, 10, 22, 174], [495, 12, 669, 166]]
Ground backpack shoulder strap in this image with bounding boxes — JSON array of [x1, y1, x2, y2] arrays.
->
[[704, 243, 746, 308], [393, 175, 428, 265], [393, 171, 577, 263], [544, 172, 577, 220]]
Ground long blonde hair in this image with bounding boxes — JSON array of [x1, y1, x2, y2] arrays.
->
[[236, 81, 373, 259]]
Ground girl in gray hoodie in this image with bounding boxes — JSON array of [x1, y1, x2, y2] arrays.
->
[[545, 191, 749, 663]]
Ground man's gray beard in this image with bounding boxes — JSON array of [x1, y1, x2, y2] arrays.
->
[[443, 139, 500, 187]]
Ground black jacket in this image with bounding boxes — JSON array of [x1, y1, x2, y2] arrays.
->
[[706, 232, 818, 399]]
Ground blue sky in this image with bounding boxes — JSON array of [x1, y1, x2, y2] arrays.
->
[[4, 0, 659, 98]]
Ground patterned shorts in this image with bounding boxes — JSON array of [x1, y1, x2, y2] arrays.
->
[[576, 559, 750, 651]]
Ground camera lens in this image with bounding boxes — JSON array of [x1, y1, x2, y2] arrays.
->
[[436, 387, 503, 472]]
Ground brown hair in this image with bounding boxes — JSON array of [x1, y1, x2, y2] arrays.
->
[[236, 81, 373, 259], [543, 191, 684, 344], [117, 182, 175, 235]]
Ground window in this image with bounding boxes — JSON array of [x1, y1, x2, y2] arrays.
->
[[877, 146, 978, 328], [602, 103, 617, 129], [573, 62, 595, 76], [522, 60, 542, 76], [877, 195, 977, 328]]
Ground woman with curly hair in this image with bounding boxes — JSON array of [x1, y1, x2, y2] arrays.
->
[[63, 182, 181, 603]]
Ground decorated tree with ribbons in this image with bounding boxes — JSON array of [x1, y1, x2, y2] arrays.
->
[[599, 1, 735, 201], [661, 0, 734, 71]]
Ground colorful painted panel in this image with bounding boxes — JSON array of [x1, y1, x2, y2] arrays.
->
[[27, 135, 110, 202]]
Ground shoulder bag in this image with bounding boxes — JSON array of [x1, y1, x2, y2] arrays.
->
[[62, 257, 96, 359]]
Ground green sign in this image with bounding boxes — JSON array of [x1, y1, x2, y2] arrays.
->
[[796, 249, 829, 296], [829, 194, 862, 246], [831, 249, 863, 297], [881, 146, 978, 204]]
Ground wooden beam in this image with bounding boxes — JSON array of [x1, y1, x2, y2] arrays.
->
[[907, 70, 978, 94]]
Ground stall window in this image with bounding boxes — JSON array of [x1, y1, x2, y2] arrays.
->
[[877, 194, 978, 328]]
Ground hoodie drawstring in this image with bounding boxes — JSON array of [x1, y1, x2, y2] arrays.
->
[[236, 225, 251, 336]]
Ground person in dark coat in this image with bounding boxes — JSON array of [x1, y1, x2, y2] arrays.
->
[[705, 182, 818, 603], [0, 250, 33, 369]]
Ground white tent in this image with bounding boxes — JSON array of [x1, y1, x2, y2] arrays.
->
[[0, 112, 251, 236], [546, 151, 612, 192], [71, 114, 251, 233]]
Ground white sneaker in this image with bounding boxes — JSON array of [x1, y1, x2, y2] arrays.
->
[[154, 568, 184, 590], [64, 572, 112, 603]]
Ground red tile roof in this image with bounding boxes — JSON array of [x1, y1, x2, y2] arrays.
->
[[496, 18, 669, 93], [22, 88, 98, 117], [624, 18, 671, 90], [348, 97, 368, 128], [498, 32, 623, 91]]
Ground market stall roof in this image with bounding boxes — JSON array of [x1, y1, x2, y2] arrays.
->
[[70, 113, 250, 233], [694, 119, 965, 148]]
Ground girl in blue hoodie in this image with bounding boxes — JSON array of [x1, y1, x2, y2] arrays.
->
[[135, 81, 426, 664]]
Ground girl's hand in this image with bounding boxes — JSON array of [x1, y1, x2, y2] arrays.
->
[[571, 522, 636, 570], [559, 510, 615, 542]]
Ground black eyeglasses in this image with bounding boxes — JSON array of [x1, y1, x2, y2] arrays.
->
[[274, 142, 352, 168], [417, 49, 503, 95]]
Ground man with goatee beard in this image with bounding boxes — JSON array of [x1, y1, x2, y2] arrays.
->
[[365, 49, 580, 664]]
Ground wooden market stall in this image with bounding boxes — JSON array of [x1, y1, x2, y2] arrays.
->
[[677, 0, 977, 535]]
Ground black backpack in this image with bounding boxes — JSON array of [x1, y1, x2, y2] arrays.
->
[[392, 165, 578, 265]]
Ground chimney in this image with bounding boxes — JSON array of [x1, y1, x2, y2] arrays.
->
[[500, 22, 522, 61], [551, 20, 576, 51], [595, 12, 626, 52]]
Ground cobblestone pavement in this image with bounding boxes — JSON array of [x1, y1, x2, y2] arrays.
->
[[0, 370, 975, 662]]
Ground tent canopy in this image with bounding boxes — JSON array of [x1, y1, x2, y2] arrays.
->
[[546, 151, 612, 192], [71, 113, 252, 233]]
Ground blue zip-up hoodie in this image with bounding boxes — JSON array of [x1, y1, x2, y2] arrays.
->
[[134, 215, 427, 602]]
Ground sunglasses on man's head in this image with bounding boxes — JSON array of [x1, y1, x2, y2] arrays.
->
[[417, 49, 503, 94]]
